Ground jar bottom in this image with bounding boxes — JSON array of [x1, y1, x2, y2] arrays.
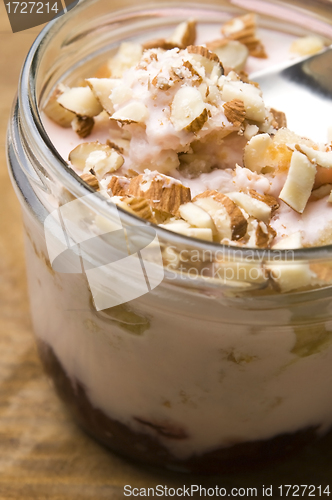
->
[[37, 340, 322, 475]]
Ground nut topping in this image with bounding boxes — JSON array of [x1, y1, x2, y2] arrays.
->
[[206, 39, 249, 72], [127, 173, 191, 215], [223, 99, 246, 128], [193, 190, 248, 240], [221, 13, 267, 59], [111, 101, 149, 124], [69, 142, 124, 178], [80, 172, 100, 190], [170, 86, 208, 133], [71, 116, 95, 138], [43, 84, 76, 127], [279, 151, 316, 214], [57, 86, 103, 117]]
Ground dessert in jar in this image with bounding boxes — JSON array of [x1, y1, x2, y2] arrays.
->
[[7, 0, 332, 473]]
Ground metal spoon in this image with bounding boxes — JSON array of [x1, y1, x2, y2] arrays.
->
[[250, 47, 332, 143]]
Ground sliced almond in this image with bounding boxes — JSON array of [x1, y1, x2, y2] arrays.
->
[[86, 78, 119, 115], [272, 231, 303, 250], [71, 116, 95, 138], [296, 144, 332, 169], [108, 175, 130, 196], [223, 99, 246, 128], [187, 45, 224, 77], [121, 196, 157, 223], [69, 142, 124, 178], [193, 190, 247, 240], [57, 86, 103, 117], [179, 202, 215, 231], [111, 101, 149, 124], [206, 39, 249, 72], [279, 151, 316, 213], [221, 80, 266, 122], [221, 13, 267, 59], [243, 133, 273, 173], [43, 85, 76, 127], [168, 19, 197, 49], [80, 172, 99, 190], [171, 86, 207, 132], [270, 108, 287, 130], [226, 191, 272, 223], [127, 173, 191, 215]]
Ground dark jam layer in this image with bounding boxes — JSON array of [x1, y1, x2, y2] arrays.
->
[[38, 340, 320, 475]]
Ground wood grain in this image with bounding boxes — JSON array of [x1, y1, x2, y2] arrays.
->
[[0, 3, 332, 498]]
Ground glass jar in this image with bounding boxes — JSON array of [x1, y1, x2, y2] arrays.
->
[[7, 0, 332, 474]]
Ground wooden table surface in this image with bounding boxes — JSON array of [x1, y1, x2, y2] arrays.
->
[[1, 4, 332, 499]]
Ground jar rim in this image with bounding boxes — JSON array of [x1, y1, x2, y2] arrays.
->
[[18, 0, 332, 263]]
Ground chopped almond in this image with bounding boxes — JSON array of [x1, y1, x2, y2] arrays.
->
[[221, 13, 267, 59], [223, 99, 246, 128], [248, 190, 279, 214], [193, 190, 247, 240], [296, 144, 332, 169], [108, 176, 130, 196], [243, 133, 273, 173], [111, 101, 149, 124], [187, 46, 224, 79], [151, 74, 172, 90], [168, 19, 197, 48], [69, 142, 124, 178], [86, 78, 119, 115], [143, 19, 197, 51], [279, 151, 316, 213], [57, 86, 103, 117], [43, 85, 76, 127], [159, 223, 214, 241], [270, 108, 287, 130], [127, 173, 191, 215], [80, 172, 99, 190], [247, 219, 276, 248], [71, 116, 94, 138], [121, 196, 157, 223], [221, 80, 266, 122], [227, 191, 272, 223], [170, 86, 208, 132], [179, 202, 215, 231], [206, 39, 249, 72]]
